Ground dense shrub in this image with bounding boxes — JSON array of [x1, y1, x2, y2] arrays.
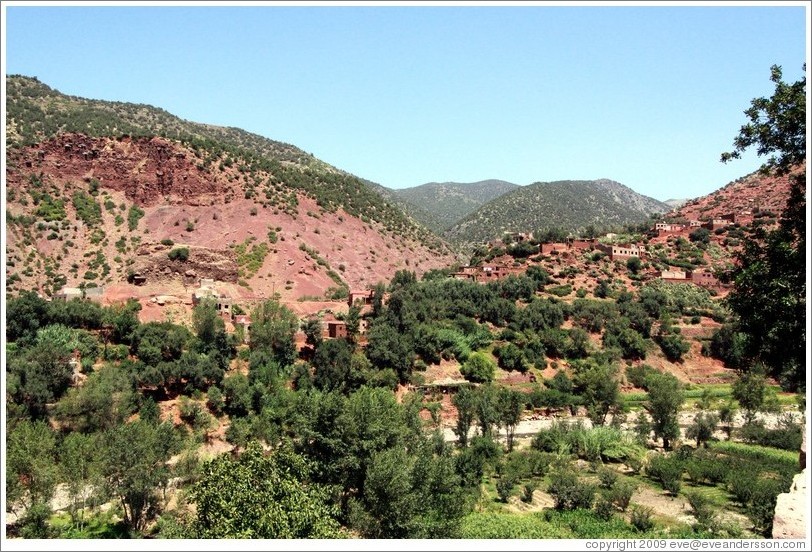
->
[[548, 470, 596, 510], [625, 364, 657, 389], [594, 496, 615, 520], [685, 490, 717, 529], [629, 505, 655, 532], [168, 247, 190, 262], [460, 352, 496, 383], [738, 419, 803, 451], [607, 480, 637, 512], [646, 453, 683, 495]]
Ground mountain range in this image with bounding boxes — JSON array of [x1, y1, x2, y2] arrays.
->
[[440, 179, 668, 247], [4, 74, 748, 301]]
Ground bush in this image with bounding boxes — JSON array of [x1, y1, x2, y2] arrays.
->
[[685, 490, 717, 529], [460, 352, 496, 383], [128, 205, 145, 231], [630, 505, 655, 532], [594, 496, 615, 521], [727, 468, 757, 505], [607, 480, 637, 512], [525, 450, 553, 477], [522, 482, 537, 503], [168, 247, 190, 262], [548, 284, 573, 297], [496, 476, 516, 503], [625, 364, 657, 390], [747, 477, 787, 536], [160, 238, 175, 246], [548, 469, 596, 510], [646, 454, 683, 495], [207, 386, 224, 415], [598, 467, 618, 489], [739, 419, 803, 451], [656, 333, 691, 362]]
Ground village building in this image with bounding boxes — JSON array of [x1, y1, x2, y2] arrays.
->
[[570, 239, 597, 251], [689, 270, 721, 289], [702, 218, 732, 231], [326, 319, 348, 339], [54, 286, 83, 301], [452, 266, 478, 282], [655, 222, 686, 234], [660, 269, 688, 281], [598, 243, 642, 260], [347, 289, 375, 316], [540, 242, 569, 255], [192, 279, 232, 316], [233, 314, 252, 343]]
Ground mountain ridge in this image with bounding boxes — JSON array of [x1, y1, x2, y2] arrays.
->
[[390, 179, 520, 233], [442, 178, 669, 247]]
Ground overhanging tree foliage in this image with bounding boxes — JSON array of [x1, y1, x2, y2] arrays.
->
[[721, 64, 806, 390]]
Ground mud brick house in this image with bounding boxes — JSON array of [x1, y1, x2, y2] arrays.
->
[[598, 243, 642, 261]]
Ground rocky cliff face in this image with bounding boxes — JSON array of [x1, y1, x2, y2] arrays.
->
[[5, 134, 457, 302], [772, 429, 808, 539]]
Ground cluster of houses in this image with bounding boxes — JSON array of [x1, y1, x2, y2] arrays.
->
[[539, 239, 643, 261], [452, 255, 526, 283], [654, 211, 752, 235]]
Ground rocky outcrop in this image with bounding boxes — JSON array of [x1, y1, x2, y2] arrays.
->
[[131, 243, 239, 284], [772, 428, 808, 539], [7, 134, 232, 207]]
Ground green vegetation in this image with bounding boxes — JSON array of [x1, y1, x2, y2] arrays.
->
[[127, 205, 144, 231], [167, 247, 189, 262], [721, 64, 806, 391], [3, 68, 804, 542], [233, 238, 269, 280], [443, 179, 668, 247], [71, 191, 102, 227]]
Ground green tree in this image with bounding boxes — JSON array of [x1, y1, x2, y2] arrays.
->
[[190, 441, 342, 538], [460, 352, 496, 383], [344, 305, 362, 343], [192, 298, 225, 352], [721, 64, 806, 390], [54, 364, 137, 432], [452, 386, 477, 447], [644, 372, 685, 450], [59, 432, 102, 527], [718, 399, 738, 440], [5, 290, 50, 344], [365, 320, 415, 384], [626, 256, 642, 274], [475, 384, 501, 438], [350, 442, 468, 538], [686, 412, 719, 448], [6, 420, 58, 515], [312, 338, 361, 394], [572, 360, 620, 426], [732, 365, 769, 424], [301, 316, 323, 349], [249, 299, 299, 367], [7, 325, 76, 416], [100, 420, 179, 533], [497, 388, 525, 452]]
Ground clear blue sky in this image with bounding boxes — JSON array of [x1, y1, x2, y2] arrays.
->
[[3, 2, 808, 201]]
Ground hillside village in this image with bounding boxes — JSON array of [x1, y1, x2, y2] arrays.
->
[[4, 72, 806, 543]]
